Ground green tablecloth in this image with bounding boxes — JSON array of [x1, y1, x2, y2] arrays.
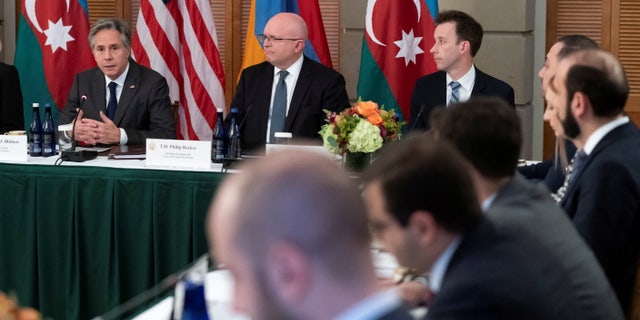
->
[[0, 162, 226, 319]]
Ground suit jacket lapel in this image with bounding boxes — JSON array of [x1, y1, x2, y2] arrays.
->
[[113, 60, 140, 125], [471, 68, 487, 95], [93, 68, 108, 116], [254, 63, 275, 137], [284, 57, 310, 131], [561, 122, 636, 206]]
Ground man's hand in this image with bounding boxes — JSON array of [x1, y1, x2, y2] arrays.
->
[[397, 280, 433, 308], [74, 111, 121, 145]]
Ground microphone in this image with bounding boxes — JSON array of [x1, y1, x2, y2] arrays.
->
[[60, 94, 98, 162], [410, 104, 426, 131], [71, 95, 88, 149]]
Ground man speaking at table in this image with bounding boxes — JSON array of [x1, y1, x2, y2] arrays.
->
[[60, 18, 175, 146]]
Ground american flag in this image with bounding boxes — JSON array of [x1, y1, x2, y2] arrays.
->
[[131, 0, 225, 140]]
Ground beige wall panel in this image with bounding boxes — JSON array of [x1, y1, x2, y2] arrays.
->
[[475, 33, 533, 105], [340, 31, 363, 100], [439, 0, 534, 32]]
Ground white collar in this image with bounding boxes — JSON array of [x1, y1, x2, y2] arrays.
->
[[274, 54, 303, 79], [104, 62, 130, 88], [446, 65, 476, 91], [428, 236, 462, 293], [583, 116, 629, 155], [333, 288, 403, 320]]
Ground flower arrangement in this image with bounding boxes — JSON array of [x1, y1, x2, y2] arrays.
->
[[0, 292, 41, 320], [319, 99, 403, 156]]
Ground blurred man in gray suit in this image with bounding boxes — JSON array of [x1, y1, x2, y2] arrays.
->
[[207, 151, 412, 320]]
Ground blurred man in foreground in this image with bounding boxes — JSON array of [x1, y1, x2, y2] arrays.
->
[[207, 151, 412, 320]]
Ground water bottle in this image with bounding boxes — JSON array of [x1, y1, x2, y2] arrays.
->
[[227, 108, 241, 159], [29, 103, 43, 157], [211, 108, 227, 163], [42, 103, 56, 157], [181, 280, 209, 320]]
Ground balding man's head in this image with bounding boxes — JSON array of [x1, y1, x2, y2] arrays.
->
[[207, 151, 373, 319], [561, 49, 629, 118]]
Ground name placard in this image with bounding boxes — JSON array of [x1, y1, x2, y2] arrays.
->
[[0, 135, 28, 162], [146, 139, 211, 169]]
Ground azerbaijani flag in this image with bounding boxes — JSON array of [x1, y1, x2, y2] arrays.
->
[[239, 0, 332, 75], [357, 0, 438, 122], [14, 0, 95, 128]]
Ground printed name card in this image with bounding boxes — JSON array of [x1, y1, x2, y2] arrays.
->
[[0, 135, 28, 162], [146, 138, 211, 169]]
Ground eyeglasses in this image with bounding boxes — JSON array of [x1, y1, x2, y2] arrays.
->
[[257, 34, 303, 45]]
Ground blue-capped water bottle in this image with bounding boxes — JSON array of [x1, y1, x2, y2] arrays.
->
[[42, 103, 56, 157], [227, 108, 241, 159], [211, 108, 226, 163], [29, 103, 43, 157]]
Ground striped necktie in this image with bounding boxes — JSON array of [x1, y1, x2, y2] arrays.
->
[[552, 150, 587, 204], [449, 81, 461, 106]]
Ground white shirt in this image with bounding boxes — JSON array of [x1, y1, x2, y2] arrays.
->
[[446, 65, 476, 106], [583, 116, 629, 155], [333, 288, 404, 320], [103, 63, 130, 145], [265, 55, 303, 143], [481, 192, 498, 212], [428, 237, 462, 293]]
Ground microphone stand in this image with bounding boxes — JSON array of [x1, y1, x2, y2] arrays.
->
[[60, 95, 98, 162]]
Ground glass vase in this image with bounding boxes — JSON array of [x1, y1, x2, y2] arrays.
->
[[342, 151, 373, 172]]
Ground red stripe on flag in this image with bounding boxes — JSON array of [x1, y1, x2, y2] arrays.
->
[[297, 0, 332, 67], [133, 0, 225, 141]]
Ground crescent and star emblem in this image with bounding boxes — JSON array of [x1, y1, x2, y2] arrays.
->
[[365, 0, 425, 66], [25, 0, 76, 53]]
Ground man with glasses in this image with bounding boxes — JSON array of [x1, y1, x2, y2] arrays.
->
[[230, 12, 350, 154]]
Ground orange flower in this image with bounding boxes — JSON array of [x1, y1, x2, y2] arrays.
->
[[367, 114, 383, 125], [355, 100, 379, 117]]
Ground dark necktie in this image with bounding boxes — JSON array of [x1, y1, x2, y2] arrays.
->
[[449, 81, 461, 106], [269, 70, 289, 143], [552, 150, 587, 204], [107, 81, 118, 120]]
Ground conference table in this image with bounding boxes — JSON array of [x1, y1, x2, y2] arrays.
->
[[0, 154, 227, 319]]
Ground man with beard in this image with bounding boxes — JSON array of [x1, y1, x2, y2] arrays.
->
[[547, 48, 640, 315], [206, 151, 413, 320]]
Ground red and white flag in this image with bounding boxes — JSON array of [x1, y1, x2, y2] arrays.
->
[[132, 0, 225, 140]]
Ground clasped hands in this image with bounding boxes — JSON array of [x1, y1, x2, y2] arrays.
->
[[73, 109, 121, 145]]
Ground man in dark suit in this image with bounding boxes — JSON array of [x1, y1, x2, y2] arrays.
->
[[230, 12, 349, 154], [363, 136, 624, 319], [0, 62, 24, 133], [549, 48, 640, 315], [0, 39, 24, 133], [408, 10, 514, 131], [207, 151, 412, 320], [60, 18, 175, 145], [434, 97, 622, 318]]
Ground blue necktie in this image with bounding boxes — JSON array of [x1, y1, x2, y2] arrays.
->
[[269, 70, 289, 143], [107, 81, 118, 120], [449, 81, 461, 106]]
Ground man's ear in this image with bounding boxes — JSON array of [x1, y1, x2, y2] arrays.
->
[[407, 210, 438, 247], [571, 92, 589, 118], [265, 242, 311, 304]]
